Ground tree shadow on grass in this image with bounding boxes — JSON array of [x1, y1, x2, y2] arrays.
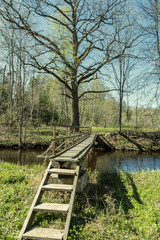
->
[[102, 171, 143, 211], [100, 171, 134, 213], [69, 170, 144, 239], [125, 172, 143, 205], [72, 170, 143, 224]]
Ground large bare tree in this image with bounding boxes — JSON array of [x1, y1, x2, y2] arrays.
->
[[0, 0, 133, 127]]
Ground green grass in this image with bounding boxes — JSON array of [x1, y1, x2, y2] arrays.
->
[[91, 126, 118, 134], [69, 170, 160, 239], [0, 125, 158, 147], [0, 125, 66, 147], [1, 162, 160, 239], [91, 126, 157, 135], [0, 162, 44, 240]]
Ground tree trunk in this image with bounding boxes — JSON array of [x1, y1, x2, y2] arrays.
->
[[71, 81, 79, 128], [0, 65, 6, 105], [10, 30, 15, 110], [30, 72, 34, 124], [119, 95, 122, 132], [18, 57, 23, 147], [81, 101, 86, 126], [64, 85, 69, 125], [118, 55, 122, 133], [19, 107, 23, 147]]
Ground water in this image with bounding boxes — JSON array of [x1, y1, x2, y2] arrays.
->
[[83, 150, 160, 172], [0, 148, 160, 172], [0, 148, 44, 165]]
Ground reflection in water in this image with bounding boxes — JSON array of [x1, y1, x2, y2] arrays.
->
[[83, 150, 160, 172], [1, 148, 160, 172], [0, 148, 44, 165]]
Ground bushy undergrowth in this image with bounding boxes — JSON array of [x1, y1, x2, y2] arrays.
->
[[1, 162, 160, 239]]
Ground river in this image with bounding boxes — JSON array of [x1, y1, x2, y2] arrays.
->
[[83, 150, 160, 172], [0, 148, 160, 172]]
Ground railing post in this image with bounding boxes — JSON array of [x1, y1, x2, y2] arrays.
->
[[77, 127, 80, 142], [65, 127, 69, 149], [53, 125, 56, 155], [72, 127, 75, 145]]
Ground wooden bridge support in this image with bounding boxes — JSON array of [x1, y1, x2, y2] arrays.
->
[[18, 135, 96, 240]]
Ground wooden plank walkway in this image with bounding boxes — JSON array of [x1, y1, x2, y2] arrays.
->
[[51, 134, 96, 162], [18, 134, 96, 240]]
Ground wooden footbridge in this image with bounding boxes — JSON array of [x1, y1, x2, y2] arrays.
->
[[18, 125, 99, 240]]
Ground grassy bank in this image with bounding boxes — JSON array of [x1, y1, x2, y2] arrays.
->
[[1, 162, 160, 239], [0, 126, 53, 148], [71, 170, 160, 239], [1, 126, 160, 152], [0, 162, 44, 240]]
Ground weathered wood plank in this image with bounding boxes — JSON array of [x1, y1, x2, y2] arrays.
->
[[19, 135, 96, 240], [53, 135, 96, 162], [34, 203, 69, 213], [37, 135, 92, 160], [42, 184, 73, 192], [63, 166, 80, 240], [23, 228, 63, 240], [50, 135, 92, 160], [18, 161, 53, 240], [52, 157, 79, 163], [48, 168, 76, 175]]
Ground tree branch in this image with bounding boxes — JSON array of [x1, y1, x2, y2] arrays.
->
[[78, 89, 118, 99]]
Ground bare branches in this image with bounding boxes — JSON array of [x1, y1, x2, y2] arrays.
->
[[0, 0, 73, 71], [0, 0, 136, 126], [0, 0, 130, 85], [78, 89, 118, 99]]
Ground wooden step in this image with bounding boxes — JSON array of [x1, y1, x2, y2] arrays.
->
[[34, 203, 69, 213], [53, 157, 78, 162], [42, 184, 73, 192], [48, 168, 76, 175], [23, 228, 63, 240]]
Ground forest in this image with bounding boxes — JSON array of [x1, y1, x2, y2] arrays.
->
[[0, 0, 160, 139]]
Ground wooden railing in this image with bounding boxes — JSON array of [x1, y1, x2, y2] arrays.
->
[[40, 124, 91, 157]]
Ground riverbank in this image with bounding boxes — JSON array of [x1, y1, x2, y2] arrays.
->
[[1, 126, 160, 152], [1, 161, 160, 239], [0, 126, 52, 148], [104, 130, 160, 152]]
